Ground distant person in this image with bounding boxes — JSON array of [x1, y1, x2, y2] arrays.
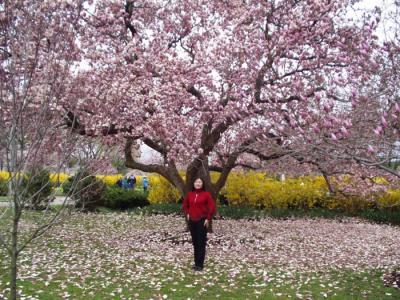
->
[[127, 175, 136, 190], [116, 178, 123, 188], [142, 176, 149, 192], [182, 177, 216, 271], [122, 178, 129, 189]]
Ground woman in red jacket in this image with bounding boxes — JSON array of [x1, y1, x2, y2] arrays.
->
[[182, 177, 216, 271]]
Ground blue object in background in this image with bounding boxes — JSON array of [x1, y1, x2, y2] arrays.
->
[[142, 176, 149, 191]]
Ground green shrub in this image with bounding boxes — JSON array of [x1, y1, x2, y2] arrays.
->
[[23, 168, 53, 209], [359, 208, 400, 225], [62, 169, 106, 212], [0, 178, 8, 196], [103, 186, 149, 210]]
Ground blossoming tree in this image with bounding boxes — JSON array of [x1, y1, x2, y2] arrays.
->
[[0, 1, 95, 299], [64, 0, 380, 199]]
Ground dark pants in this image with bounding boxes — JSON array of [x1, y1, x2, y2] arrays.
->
[[188, 218, 207, 268]]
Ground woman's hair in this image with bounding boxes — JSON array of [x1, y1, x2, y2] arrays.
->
[[191, 177, 205, 191]]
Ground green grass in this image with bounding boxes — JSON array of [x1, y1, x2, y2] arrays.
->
[[1, 210, 399, 299], [1, 261, 398, 299], [0, 196, 8, 202]]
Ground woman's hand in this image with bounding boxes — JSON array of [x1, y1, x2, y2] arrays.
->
[[186, 214, 190, 221], [204, 219, 209, 228]]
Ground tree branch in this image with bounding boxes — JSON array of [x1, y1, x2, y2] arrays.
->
[[142, 138, 167, 155], [213, 153, 239, 192], [186, 85, 203, 101], [124, 137, 169, 176], [352, 156, 400, 178], [244, 148, 289, 161], [61, 109, 136, 137], [124, 0, 137, 37]]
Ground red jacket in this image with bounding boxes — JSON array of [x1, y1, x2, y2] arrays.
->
[[182, 190, 216, 221]]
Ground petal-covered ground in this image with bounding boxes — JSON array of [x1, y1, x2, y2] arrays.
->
[[1, 213, 400, 299]]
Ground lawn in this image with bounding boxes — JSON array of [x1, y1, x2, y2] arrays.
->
[[0, 212, 399, 299]]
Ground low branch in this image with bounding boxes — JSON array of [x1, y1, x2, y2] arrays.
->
[[142, 138, 167, 155], [124, 137, 169, 177], [352, 156, 400, 178], [291, 153, 336, 193], [213, 153, 239, 192], [244, 149, 289, 161]]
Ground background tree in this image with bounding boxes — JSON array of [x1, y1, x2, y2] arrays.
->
[[280, 0, 400, 185], [0, 1, 101, 299], [346, 0, 400, 176]]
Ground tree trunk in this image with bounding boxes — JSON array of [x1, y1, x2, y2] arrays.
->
[[8, 120, 20, 300], [182, 156, 236, 233], [124, 138, 238, 233], [184, 155, 217, 197], [9, 214, 18, 300], [124, 138, 234, 201]]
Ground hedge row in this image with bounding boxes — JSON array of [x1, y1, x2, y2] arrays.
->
[[1, 170, 399, 213]]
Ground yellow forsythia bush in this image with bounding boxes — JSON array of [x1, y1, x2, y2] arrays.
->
[[3, 171, 70, 185], [376, 189, 400, 209], [0, 171, 24, 181], [220, 171, 329, 209], [220, 171, 400, 212], [55, 170, 400, 213], [220, 171, 267, 207], [0, 171, 10, 181], [49, 173, 70, 185], [96, 174, 123, 186], [275, 176, 328, 209], [373, 177, 390, 185], [147, 174, 181, 204]]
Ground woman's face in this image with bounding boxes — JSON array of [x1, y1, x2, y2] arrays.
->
[[194, 178, 203, 190]]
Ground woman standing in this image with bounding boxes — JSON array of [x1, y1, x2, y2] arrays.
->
[[182, 177, 216, 271]]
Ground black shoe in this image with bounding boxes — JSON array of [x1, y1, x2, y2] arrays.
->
[[194, 266, 203, 271]]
